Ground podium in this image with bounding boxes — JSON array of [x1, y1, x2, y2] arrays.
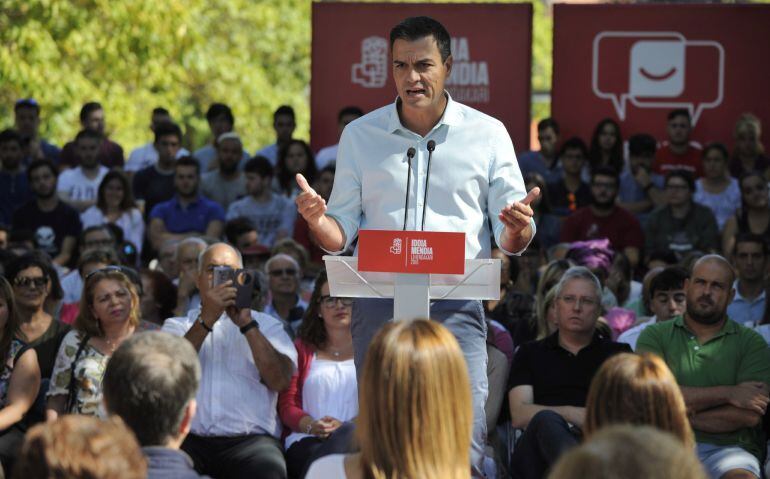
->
[[323, 230, 501, 320]]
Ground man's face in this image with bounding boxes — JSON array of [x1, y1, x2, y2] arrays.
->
[[83, 109, 106, 134], [538, 127, 558, 157], [217, 139, 242, 174], [267, 258, 299, 296], [555, 278, 600, 335], [76, 137, 101, 168], [274, 114, 296, 143], [313, 171, 335, 201], [392, 36, 452, 113], [734, 241, 767, 283], [159, 243, 179, 278], [196, 245, 241, 297], [236, 230, 259, 252], [14, 107, 39, 138], [81, 229, 114, 253], [702, 148, 727, 180], [685, 260, 734, 325], [560, 147, 585, 176], [155, 134, 181, 163], [629, 152, 654, 175], [174, 165, 199, 197], [649, 288, 686, 322], [590, 174, 618, 209], [29, 166, 57, 199], [208, 114, 233, 138], [0, 140, 23, 171], [665, 177, 692, 208], [177, 244, 204, 278], [666, 114, 691, 147], [245, 172, 270, 197]]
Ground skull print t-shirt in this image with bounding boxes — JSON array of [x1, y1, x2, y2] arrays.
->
[[12, 199, 83, 258]]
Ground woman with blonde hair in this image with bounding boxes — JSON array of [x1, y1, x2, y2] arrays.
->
[[584, 352, 694, 447], [305, 319, 473, 479], [46, 268, 140, 418], [729, 113, 767, 178]]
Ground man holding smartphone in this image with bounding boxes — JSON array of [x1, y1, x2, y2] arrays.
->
[[162, 242, 297, 479]]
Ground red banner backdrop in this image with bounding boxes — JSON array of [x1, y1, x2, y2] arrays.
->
[[552, 4, 770, 152], [311, 2, 532, 152]]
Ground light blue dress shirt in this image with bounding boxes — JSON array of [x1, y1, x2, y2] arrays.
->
[[325, 93, 533, 259]]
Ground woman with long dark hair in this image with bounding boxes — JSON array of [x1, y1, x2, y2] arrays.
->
[[80, 170, 145, 253], [722, 172, 770, 254], [588, 118, 624, 177], [276, 140, 317, 199]]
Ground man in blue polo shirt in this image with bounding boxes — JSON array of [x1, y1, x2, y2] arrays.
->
[[149, 156, 225, 251]]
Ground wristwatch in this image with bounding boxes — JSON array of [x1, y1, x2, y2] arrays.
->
[[197, 314, 213, 333], [240, 320, 259, 335]]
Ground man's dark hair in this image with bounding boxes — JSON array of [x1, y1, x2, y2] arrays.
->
[[591, 165, 620, 184], [0, 129, 22, 147], [734, 233, 769, 256], [664, 169, 695, 192], [79, 224, 115, 246], [537, 118, 560, 135], [79, 102, 103, 123], [274, 105, 295, 122], [154, 122, 183, 144], [152, 107, 170, 117], [667, 108, 690, 123], [389, 16, 451, 63], [75, 129, 103, 143], [649, 266, 688, 298], [628, 134, 657, 157], [26, 159, 58, 181], [103, 332, 201, 447], [14, 98, 40, 114], [225, 217, 257, 245], [175, 156, 200, 175], [559, 137, 588, 159], [244, 155, 274, 178], [77, 248, 119, 275], [205, 103, 234, 125], [338, 106, 364, 122]]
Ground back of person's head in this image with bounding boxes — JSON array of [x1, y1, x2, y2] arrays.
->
[[628, 133, 657, 157], [584, 353, 694, 447], [358, 319, 472, 479], [389, 16, 451, 63], [13, 415, 147, 479], [548, 425, 705, 479], [103, 331, 201, 447], [244, 155, 274, 178], [205, 103, 234, 124], [153, 121, 183, 143]]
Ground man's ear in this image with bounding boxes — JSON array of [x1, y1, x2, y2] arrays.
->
[[179, 399, 197, 437], [444, 54, 453, 76]]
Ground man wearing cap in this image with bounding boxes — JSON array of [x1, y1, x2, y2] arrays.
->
[[200, 133, 247, 209]]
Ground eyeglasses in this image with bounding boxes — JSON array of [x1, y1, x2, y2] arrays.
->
[[558, 295, 599, 308], [269, 268, 297, 277], [13, 276, 47, 289], [319, 295, 353, 307]]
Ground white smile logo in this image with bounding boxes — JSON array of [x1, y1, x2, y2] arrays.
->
[[592, 31, 724, 125], [352, 36, 388, 88]]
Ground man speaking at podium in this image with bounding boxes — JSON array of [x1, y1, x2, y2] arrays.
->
[[296, 16, 537, 472]]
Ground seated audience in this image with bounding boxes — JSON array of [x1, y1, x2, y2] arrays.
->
[[47, 268, 140, 418], [618, 133, 665, 220], [652, 108, 703, 177], [584, 353, 693, 447], [547, 138, 591, 216], [276, 140, 317, 200], [125, 107, 190, 173], [13, 415, 146, 479], [519, 118, 561, 184], [227, 156, 295, 248], [645, 170, 719, 261], [12, 160, 82, 266], [279, 270, 357, 479], [587, 118, 623, 179], [305, 319, 472, 479], [193, 103, 249, 172], [694, 143, 741, 230], [0, 129, 32, 226], [140, 269, 177, 327], [81, 170, 145, 254], [225, 217, 261, 252], [200, 132, 247, 209], [57, 129, 109, 212], [508, 266, 631, 479], [103, 331, 205, 479], [148, 157, 225, 251], [13, 98, 60, 165], [638, 255, 770, 479], [0, 277, 41, 475], [722, 172, 770, 256], [727, 234, 767, 326], [548, 425, 706, 479], [60, 102, 124, 169], [161, 243, 297, 479], [255, 105, 296, 167], [132, 122, 184, 222], [729, 113, 768, 178], [314, 106, 364, 169], [560, 167, 643, 269], [264, 254, 309, 336], [617, 266, 687, 350]]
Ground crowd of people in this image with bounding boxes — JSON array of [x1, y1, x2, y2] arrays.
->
[[0, 13, 769, 479]]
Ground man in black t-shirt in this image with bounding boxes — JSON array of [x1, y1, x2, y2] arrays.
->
[[132, 122, 183, 221], [12, 160, 82, 266]]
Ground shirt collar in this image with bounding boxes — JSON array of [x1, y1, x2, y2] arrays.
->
[[174, 195, 201, 208], [387, 91, 461, 135], [544, 330, 607, 351], [673, 314, 739, 338], [731, 280, 766, 303]]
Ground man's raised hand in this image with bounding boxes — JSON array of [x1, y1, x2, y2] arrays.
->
[[295, 173, 327, 226], [499, 187, 540, 233]]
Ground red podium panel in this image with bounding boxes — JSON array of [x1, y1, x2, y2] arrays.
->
[[357, 230, 465, 275]]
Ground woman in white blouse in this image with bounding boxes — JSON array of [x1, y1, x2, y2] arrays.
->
[[80, 171, 145, 254]]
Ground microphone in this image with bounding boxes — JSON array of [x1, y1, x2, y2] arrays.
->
[[402, 147, 416, 231], [421, 140, 436, 231]]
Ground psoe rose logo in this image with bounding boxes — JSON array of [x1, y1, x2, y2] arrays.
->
[[352, 36, 389, 88]]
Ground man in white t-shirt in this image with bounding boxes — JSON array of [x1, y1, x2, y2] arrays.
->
[[125, 107, 190, 173], [314, 106, 363, 170], [58, 129, 108, 212], [618, 265, 688, 350]]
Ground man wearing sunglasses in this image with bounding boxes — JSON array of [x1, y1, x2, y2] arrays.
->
[[263, 254, 308, 338]]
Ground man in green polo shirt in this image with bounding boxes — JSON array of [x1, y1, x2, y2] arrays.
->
[[637, 255, 770, 479]]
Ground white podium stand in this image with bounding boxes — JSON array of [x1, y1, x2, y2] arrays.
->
[[323, 256, 501, 320]]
